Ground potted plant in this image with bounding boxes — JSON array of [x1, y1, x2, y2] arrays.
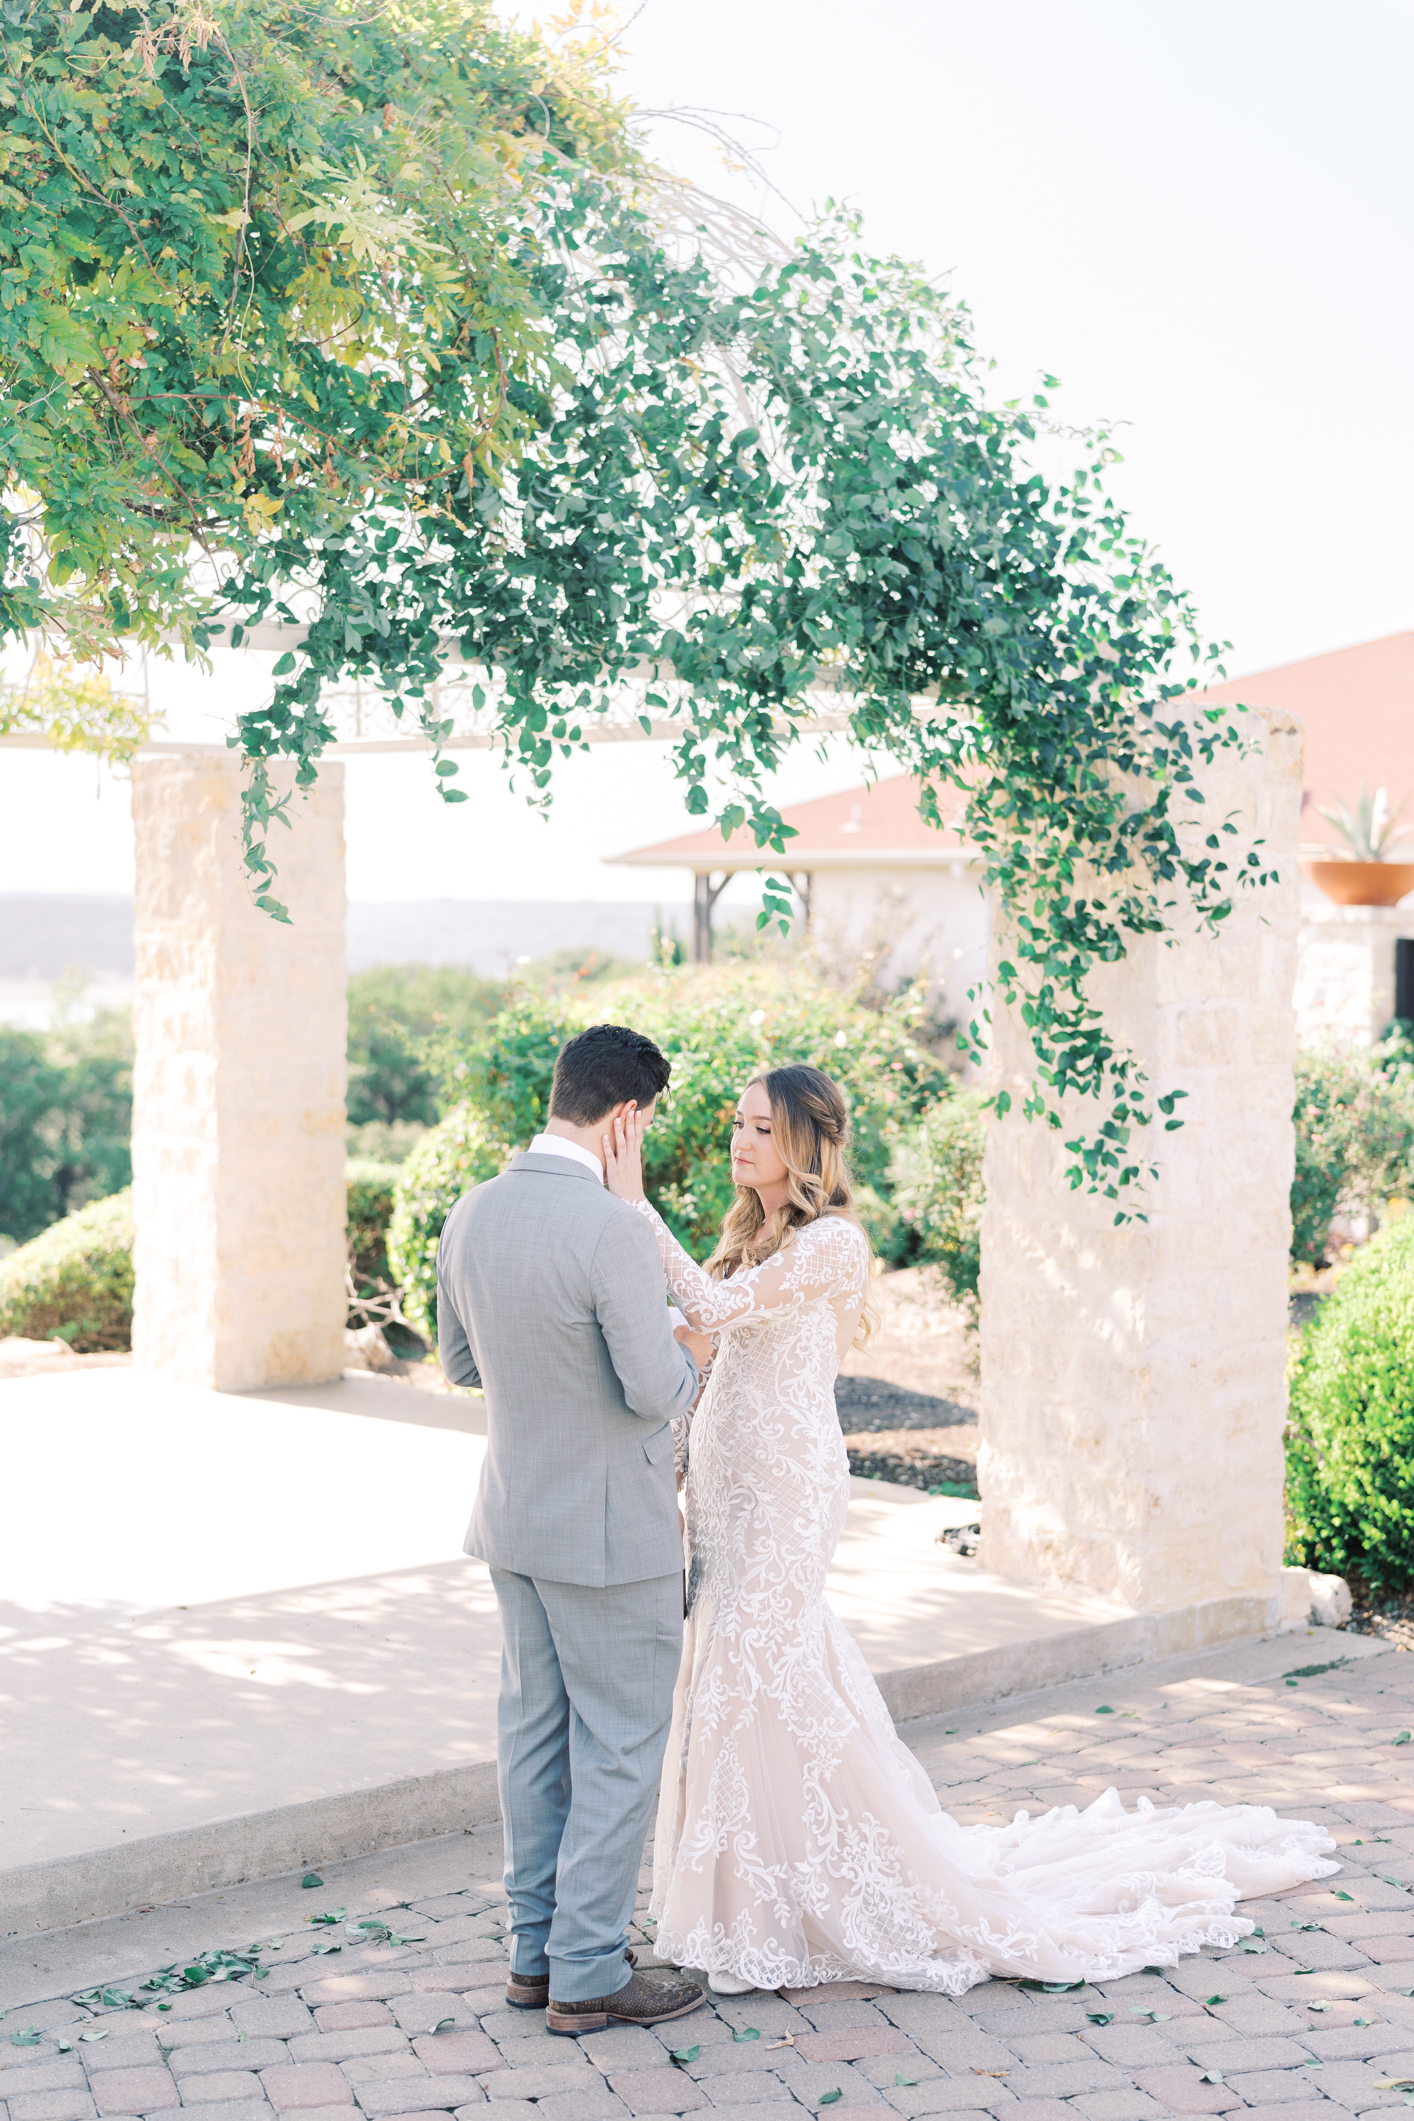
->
[[1304, 785, 1414, 907]]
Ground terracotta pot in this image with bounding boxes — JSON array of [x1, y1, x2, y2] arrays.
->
[[1304, 859, 1414, 907]]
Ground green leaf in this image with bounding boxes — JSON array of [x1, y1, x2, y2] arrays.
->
[[670, 2045, 699, 2065], [10, 2030, 42, 2047], [273, 654, 296, 676], [1086, 2011, 1113, 2025], [818, 2095, 843, 2108], [1332, 1891, 1355, 1901], [894, 2075, 918, 2087], [432, 2018, 455, 2034], [1394, 1733, 1411, 1747], [1094, 1705, 1114, 1714], [1204, 1995, 1227, 2007], [301, 1873, 323, 1888], [732, 2027, 760, 2042], [77, 2031, 108, 2045], [1199, 2069, 1224, 2083]]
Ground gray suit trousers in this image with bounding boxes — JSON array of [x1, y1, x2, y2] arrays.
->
[[491, 1567, 683, 2004]]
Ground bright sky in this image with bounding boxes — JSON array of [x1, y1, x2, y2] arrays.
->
[[1, 0, 1407, 905]]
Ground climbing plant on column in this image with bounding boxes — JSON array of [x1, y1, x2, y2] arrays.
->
[[0, 0, 1273, 1210]]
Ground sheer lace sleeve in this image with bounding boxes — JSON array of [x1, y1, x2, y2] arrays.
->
[[632, 1200, 868, 1332]]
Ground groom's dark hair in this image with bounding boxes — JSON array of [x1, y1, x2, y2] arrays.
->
[[550, 1024, 671, 1126]]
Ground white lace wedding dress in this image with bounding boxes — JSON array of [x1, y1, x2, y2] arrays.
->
[[634, 1201, 1338, 1995]]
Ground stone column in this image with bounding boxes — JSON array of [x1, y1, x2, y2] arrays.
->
[[131, 753, 347, 1390], [978, 707, 1303, 1641]]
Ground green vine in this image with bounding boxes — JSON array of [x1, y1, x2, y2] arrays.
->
[[0, 0, 1276, 1206]]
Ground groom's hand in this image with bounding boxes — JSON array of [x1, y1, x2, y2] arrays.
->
[[673, 1323, 713, 1370], [603, 1102, 648, 1201]]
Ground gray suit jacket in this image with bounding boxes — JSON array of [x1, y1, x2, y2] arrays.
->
[[437, 1149, 698, 1588]]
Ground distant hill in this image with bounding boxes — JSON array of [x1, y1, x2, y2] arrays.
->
[[0, 897, 135, 979], [0, 897, 690, 980]]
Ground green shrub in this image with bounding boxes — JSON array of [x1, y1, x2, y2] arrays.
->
[[387, 1105, 510, 1341], [1286, 1212, 1414, 1591], [435, 964, 950, 1255], [1291, 1048, 1414, 1263], [0, 1188, 134, 1350], [346, 1159, 401, 1300], [889, 1092, 988, 1305]]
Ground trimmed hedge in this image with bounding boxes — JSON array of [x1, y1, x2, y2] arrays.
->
[[1286, 1212, 1414, 1591], [0, 1187, 134, 1350], [387, 1105, 509, 1342]]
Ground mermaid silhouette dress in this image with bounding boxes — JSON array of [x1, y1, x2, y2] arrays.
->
[[633, 1201, 1337, 1993]]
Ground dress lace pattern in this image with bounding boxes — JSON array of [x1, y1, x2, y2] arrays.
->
[[635, 1200, 1338, 1994]]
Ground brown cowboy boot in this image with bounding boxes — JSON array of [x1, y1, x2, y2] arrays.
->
[[506, 1946, 636, 2011], [546, 1967, 706, 2035]]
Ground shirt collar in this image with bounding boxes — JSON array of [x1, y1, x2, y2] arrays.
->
[[528, 1132, 606, 1185]]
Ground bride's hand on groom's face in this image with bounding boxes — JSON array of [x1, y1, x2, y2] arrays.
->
[[603, 1103, 648, 1203]]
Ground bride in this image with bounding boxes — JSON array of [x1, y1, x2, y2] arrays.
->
[[603, 1062, 1337, 1998]]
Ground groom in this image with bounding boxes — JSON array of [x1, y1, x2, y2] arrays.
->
[[436, 1024, 708, 2035]]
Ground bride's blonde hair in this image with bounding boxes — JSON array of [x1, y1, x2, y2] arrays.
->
[[707, 1064, 874, 1344]]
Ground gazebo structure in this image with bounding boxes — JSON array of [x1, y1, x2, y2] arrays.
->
[[2, 664, 1316, 1666]]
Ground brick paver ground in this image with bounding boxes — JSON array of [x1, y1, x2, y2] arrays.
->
[[8, 1636, 1414, 2117]]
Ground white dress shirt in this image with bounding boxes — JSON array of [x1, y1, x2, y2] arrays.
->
[[528, 1131, 605, 1185]]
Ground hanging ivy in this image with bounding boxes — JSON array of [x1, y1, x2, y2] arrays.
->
[[0, 0, 1275, 1210]]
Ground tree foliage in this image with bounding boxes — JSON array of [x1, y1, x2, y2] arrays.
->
[[0, 0, 1273, 1205], [0, 1006, 134, 1243], [347, 962, 503, 1128]]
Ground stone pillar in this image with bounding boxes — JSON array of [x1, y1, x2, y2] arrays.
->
[[1294, 901, 1413, 1048], [978, 706, 1303, 1640], [131, 754, 347, 1390]]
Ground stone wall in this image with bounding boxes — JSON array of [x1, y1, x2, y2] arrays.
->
[[978, 707, 1303, 1627], [1294, 900, 1414, 1048], [131, 754, 347, 1390]]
